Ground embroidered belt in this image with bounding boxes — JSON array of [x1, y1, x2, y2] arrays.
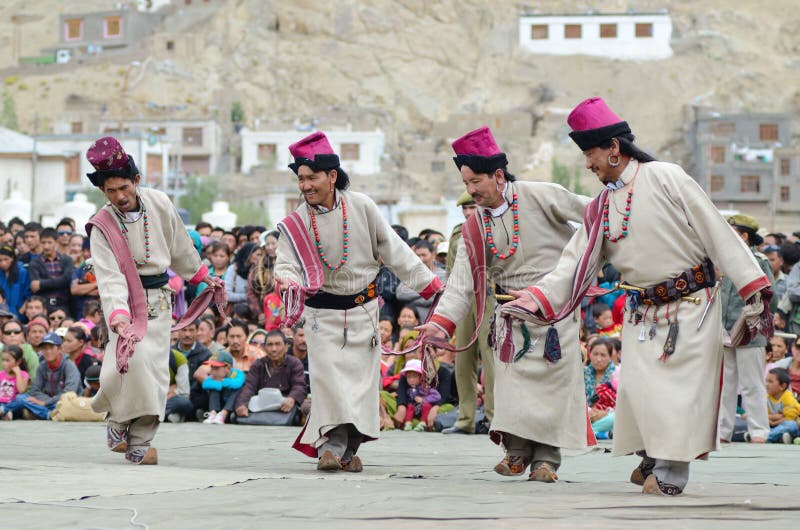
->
[[304, 281, 377, 310], [140, 272, 169, 289], [627, 258, 715, 306]]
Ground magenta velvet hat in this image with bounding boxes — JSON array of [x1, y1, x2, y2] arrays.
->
[[288, 131, 335, 160], [451, 126, 508, 175], [567, 97, 631, 151], [287, 131, 349, 187], [85, 136, 139, 187]]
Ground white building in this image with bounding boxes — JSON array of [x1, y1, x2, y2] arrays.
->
[[240, 128, 385, 176], [37, 133, 170, 192], [518, 12, 673, 60], [0, 127, 67, 221], [97, 118, 221, 177]]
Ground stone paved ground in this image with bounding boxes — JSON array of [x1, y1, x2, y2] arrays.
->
[[2, 422, 798, 529]]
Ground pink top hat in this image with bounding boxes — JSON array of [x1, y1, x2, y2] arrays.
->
[[567, 97, 631, 151], [451, 126, 502, 157], [289, 131, 336, 160], [86, 136, 129, 172], [451, 126, 508, 175]]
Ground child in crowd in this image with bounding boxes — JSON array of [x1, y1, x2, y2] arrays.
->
[[82, 364, 101, 397], [593, 304, 621, 338], [0, 345, 29, 420], [202, 351, 245, 425], [584, 338, 617, 439], [400, 359, 441, 432], [379, 318, 395, 351], [765, 367, 800, 444], [765, 335, 793, 377], [4, 332, 80, 419]]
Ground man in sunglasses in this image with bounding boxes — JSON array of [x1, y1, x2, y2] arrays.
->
[[56, 219, 76, 255]]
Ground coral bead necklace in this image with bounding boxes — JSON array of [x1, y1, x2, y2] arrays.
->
[[603, 163, 640, 243], [310, 197, 349, 271], [118, 207, 151, 269], [483, 193, 519, 260]]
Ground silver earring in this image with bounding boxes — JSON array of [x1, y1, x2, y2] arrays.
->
[[608, 155, 620, 168]]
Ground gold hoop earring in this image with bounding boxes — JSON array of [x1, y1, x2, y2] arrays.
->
[[608, 155, 620, 168]]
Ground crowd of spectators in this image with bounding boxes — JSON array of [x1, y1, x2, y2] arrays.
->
[[0, 213, 798, 448]]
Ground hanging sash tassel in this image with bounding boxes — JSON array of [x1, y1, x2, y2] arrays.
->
[[497, 315, 516, 363], [513, 322, 532, 362], [659, 302, 679, 362], [544, 326, 562, 364]]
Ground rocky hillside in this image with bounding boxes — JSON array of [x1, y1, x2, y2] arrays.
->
[[1, 0, 798, 196]]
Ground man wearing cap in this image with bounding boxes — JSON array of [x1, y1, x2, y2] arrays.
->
[[418, 126, 591, 482], [441, 190, 495, 435], [275, 131, 443, 472], [501, 97, 774, 495], [718, 215, 773, 444], [84, 136, 221, 465]]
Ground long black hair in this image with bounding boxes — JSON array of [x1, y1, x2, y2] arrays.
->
[[598, 134, 657, 163], [0, 245, 19, 285]]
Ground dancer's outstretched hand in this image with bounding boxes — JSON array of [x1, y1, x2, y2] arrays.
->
[[415, 322, 446, 341]]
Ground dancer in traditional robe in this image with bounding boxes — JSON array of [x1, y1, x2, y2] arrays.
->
[[501, 97, 773, 495], [275, 131, 442, 472], [418, 126, 591, 482], [86, 137, 222, 465]]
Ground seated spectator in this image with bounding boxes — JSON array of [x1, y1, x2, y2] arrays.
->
[[789, 338, 800, 398], [29, 228, 74, 313], [0, 244, 31, 319], [89, 324, 107, 360], [201, 351, 245, 425], [1, 319, 38, 377], [67, 233, 84, 268], [61, 325, 99, 384], [4, 332, 79, 419], [593, 304, 621, 338], [225, 242, 257, 308], [235, 330, 307, 426], [765, 367, 800, 443], [379, 318, 395, 351], [55, 218, 75, 255], [165, 349, 193, 423], [0, 345, 29, 420], [765, 335, 793, 377], [398, 359, 441, 432], [77, 300, 102, 333], [47, 307, 68, 331], [246, 329, 268, 361], [22, 295, 46, 325], [18, 222, 43, 266], [197, 317, 225, 356], [173, 319, 212, 419], [584, 338, 617, 438], [82, 364, 101, 397], [26, 317, 48, 353]]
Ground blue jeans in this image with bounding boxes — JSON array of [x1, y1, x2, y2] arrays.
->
[[767, 420, 799, 443], [2, 393, 56, 420]]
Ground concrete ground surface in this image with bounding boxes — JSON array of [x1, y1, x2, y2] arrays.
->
[[2, 422, 798, 529]]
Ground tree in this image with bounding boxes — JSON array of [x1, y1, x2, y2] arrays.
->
[[1, 91, 18, 131], [180, 176, 218, 224], [230, 200, 270, 227]]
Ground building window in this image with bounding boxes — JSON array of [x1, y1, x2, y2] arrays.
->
[[759, 123, 778, 141], [564, 24, 582, 39], [709, 175, 724, 193], [710, 145, 725, 164], [182, 127, 203, 146], [70, 121, 83, 134], [340, 143, 360, 161], [104, 16, 122, 38], [710, 122, 736, 136], [780, 157, 791, 176], [600, 24, 617, 39], [257, 143, 277, 164], [740, 175, 760, 193], [635, 23, 653, 37], [781, 186, 791, 202], [166, 40, 174, 51], [64, 18, 83, 41], [431, 161, 445, 172], [530, 24, 548, 40], [66, 156, 80, 184]]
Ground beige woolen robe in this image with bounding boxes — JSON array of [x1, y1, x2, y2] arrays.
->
[[91, 187, 206, 424], [275, 190, 440, 453], [528, 160, 771, 461], [430, 181, 592, 450]]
